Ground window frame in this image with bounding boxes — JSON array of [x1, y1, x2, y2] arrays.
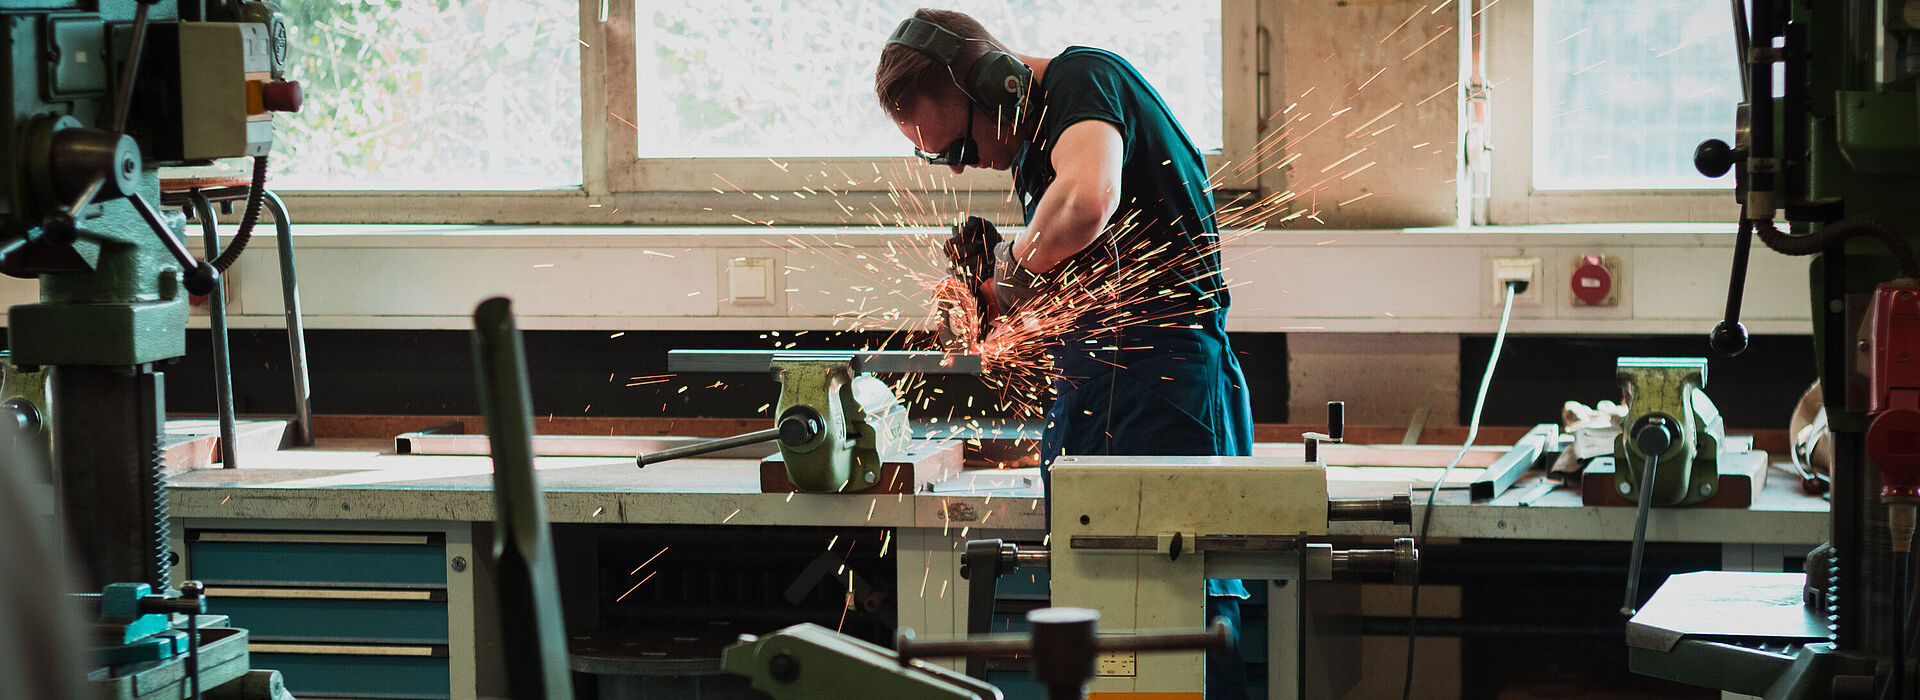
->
[[278, 0, 1265, 226], [1482, 0, 1741, 225]]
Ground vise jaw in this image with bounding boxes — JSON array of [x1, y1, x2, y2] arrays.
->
[[770, 356, 908, 492], [1614, 357, 1726, 506]]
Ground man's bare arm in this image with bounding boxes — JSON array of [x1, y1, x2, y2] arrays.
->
[[1011, 120, 1123, 273]]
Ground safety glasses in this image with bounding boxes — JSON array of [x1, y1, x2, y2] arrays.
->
[[914, 108, 979, 167]]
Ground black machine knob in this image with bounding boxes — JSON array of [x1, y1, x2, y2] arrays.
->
[[777, 408, 823, 447], [1694, 139, 1739, 178], [1631, 416, 1676, 456], [1709, 319, 1749, 357]]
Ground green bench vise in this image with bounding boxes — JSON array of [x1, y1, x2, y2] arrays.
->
[[637, 350, 981, 493], [1614, 357, 1726, 506]]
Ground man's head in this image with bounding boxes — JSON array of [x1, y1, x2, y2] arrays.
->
[[876, 9, 1027, 174]]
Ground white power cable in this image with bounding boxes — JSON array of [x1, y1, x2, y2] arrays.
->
[[1401, 281, 1519, 700]]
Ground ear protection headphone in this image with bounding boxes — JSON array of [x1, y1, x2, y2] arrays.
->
[[886, 17, 1033, 120]]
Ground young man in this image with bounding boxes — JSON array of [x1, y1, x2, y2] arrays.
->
[[876, 10, 1253, 698]]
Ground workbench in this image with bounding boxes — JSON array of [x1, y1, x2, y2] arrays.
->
[[165, 439, 1829, 699]]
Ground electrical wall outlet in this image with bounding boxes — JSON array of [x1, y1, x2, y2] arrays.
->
[[1491, 256, 1541, 307]]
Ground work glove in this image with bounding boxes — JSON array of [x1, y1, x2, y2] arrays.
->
[[942, 216, 1004, 342], [944, 216, 1001, 282], [988, 240, 1047, 314]]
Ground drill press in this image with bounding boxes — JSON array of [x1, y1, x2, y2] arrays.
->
[[2, 1, 300, 696]]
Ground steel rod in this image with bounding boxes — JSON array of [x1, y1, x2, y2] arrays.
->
[[190, 193, 238, 470], [262, 191, 312, 446], [668, 349, 982, 374], [636, 428, 781, 467], [1623, 453, 1661, 615]]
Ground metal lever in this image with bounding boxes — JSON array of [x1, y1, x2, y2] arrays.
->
[[1622, 416, 1675, 615], [957, 539, 1050, 679], [896, 607, 1234, 699], [1710, 219, 1754, 357], [127, 193, 218, 295], [635, 427, 780, 467]]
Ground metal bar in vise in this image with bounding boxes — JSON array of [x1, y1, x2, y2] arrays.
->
[[1468, 423, 1558, 502], [471, 297, 575, 700], [396, 432, 776, 459], [635, 427, 781, 467], [667, 349, 983, 374]]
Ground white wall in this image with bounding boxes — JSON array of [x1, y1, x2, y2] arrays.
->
[[0, 223, 1809, 336]]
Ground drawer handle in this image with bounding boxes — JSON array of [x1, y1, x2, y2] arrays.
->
[[208, 587, 440, 601], [196, 532, 436, 545], [250, 642, 442, 657]]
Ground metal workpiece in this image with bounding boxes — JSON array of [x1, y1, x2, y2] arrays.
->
[[1470, 424, 1558, 501], [668, 349, 983, 375], [470, 298, 574, 700], [1327, 493, 1413, 525], [1330, 538, 1419, 584], [635, 427, 780, 467]]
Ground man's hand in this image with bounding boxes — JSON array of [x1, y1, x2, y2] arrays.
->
[[987, 240, 1047, 314], [944, 215, 1001, 281]]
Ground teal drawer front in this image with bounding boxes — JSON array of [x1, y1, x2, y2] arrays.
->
[[252, 651, 450, 699], [191, 540, 446, 587], [208, 595, 448, 644]]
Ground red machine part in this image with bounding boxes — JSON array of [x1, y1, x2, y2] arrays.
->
[[1866, 283, 1920, 502], [1570, 255, 1614, 306], [262, 80, 302, 113]]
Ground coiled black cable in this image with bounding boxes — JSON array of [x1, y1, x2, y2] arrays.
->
[[1754, 215, 1920, 281], [209, 155, 269, 272]]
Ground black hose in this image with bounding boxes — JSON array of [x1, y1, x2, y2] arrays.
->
[[1754, 215, 1920, 281], [210, 155, 268, 272]]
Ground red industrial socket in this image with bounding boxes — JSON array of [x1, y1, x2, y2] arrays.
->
[[1570, 254, 1614, 306]]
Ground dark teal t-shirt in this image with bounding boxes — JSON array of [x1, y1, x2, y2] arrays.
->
[[1011, 46, 1230, 345]]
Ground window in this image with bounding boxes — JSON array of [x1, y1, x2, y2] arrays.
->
[[1485, 0, 1742, 224], [274, 0, 1259, 225], [270, 0, 582, 190], [615, 0, 1234, 194], [635, 1, 1222, 160], [1532, 0, 1739, 190]]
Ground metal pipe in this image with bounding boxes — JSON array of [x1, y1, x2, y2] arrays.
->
[[1328, 493, 1412, 524], [635, 427, 780, 467], [109, 2, 151, 135], [262, 191, 312, 446], [190, 193, 238, 470]]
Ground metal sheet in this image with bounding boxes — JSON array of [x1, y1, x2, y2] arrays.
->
[[667, 349, 982, 374], [1625, 571, 1828, 652], [395, 432, 774, 459]]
